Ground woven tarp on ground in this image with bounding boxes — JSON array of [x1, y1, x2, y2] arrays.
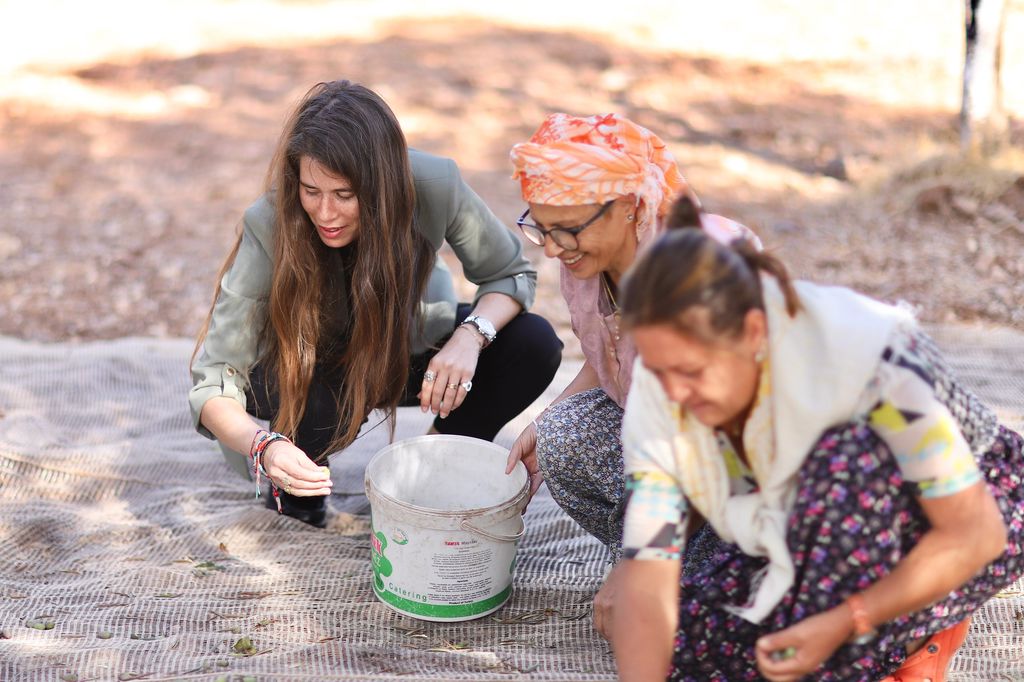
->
[[0, 324, 1021, 681]]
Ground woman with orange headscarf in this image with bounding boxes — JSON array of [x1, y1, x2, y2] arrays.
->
[[505, 113, 757, 637]]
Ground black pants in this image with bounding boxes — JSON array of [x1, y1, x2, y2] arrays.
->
[[245, 305, 563, 462]]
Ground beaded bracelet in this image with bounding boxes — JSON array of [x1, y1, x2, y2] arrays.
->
[[248, 429, 292, 513]]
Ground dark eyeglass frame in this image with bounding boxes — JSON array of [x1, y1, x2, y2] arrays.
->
[[516, 200, 615, 250]]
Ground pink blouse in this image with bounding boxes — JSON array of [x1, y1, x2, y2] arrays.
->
[[561, 214, 759, 407]]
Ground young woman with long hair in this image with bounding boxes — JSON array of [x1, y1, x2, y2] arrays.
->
[[190, 80, 562, 527]]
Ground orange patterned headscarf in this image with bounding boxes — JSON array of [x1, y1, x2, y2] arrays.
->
[[510, 113, 691, 235]]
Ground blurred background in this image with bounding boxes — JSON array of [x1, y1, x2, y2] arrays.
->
[[1, 0, 1022, 357]]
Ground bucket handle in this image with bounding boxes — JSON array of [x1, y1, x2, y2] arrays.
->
[[460, 517, 525, 543]]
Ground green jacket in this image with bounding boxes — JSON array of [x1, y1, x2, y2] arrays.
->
[[189, 149, 536, 438]]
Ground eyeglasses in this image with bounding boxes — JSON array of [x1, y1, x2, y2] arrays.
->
[[516, 201, 614, 251]]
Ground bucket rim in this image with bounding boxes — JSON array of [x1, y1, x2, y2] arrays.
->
[[367, 477, 529, 520], [365, 434, 529, 520]]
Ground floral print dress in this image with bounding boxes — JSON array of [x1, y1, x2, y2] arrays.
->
[[621, 327, 1024, 681]]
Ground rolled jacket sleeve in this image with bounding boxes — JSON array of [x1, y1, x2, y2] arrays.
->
[[188, 196, 275, 438], [440, 160, 536, 311]]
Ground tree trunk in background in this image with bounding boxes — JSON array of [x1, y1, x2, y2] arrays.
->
[[961, 0, 1009, 155]]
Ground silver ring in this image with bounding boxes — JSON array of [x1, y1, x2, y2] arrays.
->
[[460, 380, 473, 392], [423, 370, 436, 383]]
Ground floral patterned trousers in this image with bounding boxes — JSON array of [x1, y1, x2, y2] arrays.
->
[[670, 422, 1024, 681]]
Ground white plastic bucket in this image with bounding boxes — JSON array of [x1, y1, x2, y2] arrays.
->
[[364, 434, 528, 622]]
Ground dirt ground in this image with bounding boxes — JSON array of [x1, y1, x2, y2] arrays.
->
[[1, 0, 1023, 351]]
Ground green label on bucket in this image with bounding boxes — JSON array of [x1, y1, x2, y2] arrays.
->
[[370, 529, 393, 593], [374, 582, 512, 619]]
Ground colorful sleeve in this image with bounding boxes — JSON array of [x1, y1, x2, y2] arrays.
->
[[621, 469, 687, 560], [868, 356, 981, 499], [621, 360, 688, 561]]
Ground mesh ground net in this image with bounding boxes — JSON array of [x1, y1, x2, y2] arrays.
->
[[0, 324, 1021, 681]]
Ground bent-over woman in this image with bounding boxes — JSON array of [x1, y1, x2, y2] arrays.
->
[[611, 198, 1024, 681]]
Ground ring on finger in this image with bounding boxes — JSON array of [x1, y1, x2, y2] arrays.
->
[[447, 381, 460, 390], [284, 484, 293, 494], [460, 379, 472, 392], [424, 370, 436, 383]]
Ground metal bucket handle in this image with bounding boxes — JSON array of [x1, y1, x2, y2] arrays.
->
[[460, 516, 526, 543]]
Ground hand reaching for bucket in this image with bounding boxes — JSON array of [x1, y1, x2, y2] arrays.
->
[[506, 420, 544, 507], [263, 440, 333, 497]]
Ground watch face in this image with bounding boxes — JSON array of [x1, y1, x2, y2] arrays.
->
[[468, 316, 496, 340]]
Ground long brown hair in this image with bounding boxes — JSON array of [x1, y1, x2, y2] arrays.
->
[[620, 194, 801, 342], [194, 80, 433, 459]]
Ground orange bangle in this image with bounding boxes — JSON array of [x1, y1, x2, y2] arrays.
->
[[845, 593, 873, 637]]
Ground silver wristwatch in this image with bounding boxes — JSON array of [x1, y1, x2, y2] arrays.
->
[[460, 315, 497, 347]]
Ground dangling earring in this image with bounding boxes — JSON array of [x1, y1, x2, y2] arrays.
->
[[631, 197, 643, 225], [754, 346, 766, 363]]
